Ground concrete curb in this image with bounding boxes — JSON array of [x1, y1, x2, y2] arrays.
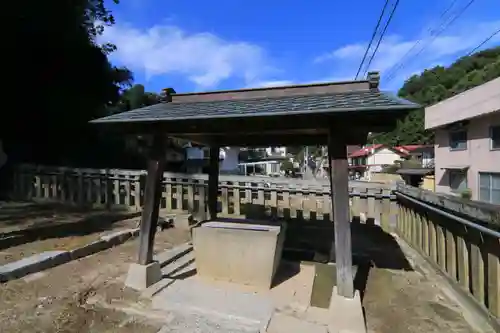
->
[[0, 228, 139, 283]]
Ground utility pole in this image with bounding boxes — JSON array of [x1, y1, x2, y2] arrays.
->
[[303, 145, 308, 174]]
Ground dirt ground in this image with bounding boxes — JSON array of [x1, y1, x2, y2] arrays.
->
[[363, 268, 479, 333], [308, 223, 481, 333], [0, 201, 141, 265], [0, 202, 482, 332], [359, 228, 480, 333], [0, 227, 190, 333]]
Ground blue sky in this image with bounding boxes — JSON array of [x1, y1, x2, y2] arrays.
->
[[101, 0, 500, 93]]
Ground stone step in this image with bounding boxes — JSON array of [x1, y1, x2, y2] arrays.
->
[[161, 252, 195, 279], [141, 243, 195, 299], [155, 243, 196, 279], [153, 242, 192, 267]]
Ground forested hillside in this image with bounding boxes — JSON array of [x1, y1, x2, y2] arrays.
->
[[370, 46, 500, 146]]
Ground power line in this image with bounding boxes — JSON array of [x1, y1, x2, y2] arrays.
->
[[354, 0, 391, 80], [465, 27, 500, 56], [383, 0, 461, 81], [385, 0, 477, 84], [362, 0, 401, 78]]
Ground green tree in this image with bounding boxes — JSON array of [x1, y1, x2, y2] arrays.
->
[[108, 84, 161, 115], [2, 0, 133, 166], [371, 47, 500, 146]]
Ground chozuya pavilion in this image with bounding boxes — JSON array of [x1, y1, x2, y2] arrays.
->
[[90, 72, 420, 300]]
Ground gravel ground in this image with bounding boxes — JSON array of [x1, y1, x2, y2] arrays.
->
[[0, 228, 190, 333], [0, 201, 483, 332], [0, 201, 140, 265]]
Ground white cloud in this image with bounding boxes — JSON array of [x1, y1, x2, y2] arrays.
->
[[247, 76, 355, 88], [314, 20, 500, 89], [100, 23, 278, 89], [249, 80, 295, 88]]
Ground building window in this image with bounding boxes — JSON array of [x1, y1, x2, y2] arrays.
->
[[491, 125, 500, 150], [449, 170, 467, 192], [479, 173, 500, 204], [449, 129, 467, 150]]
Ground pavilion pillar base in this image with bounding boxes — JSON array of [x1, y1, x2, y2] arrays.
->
[[125, 262, 162, 291], [328, 286, 366, 333]]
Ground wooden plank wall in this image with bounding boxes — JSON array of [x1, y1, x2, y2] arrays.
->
[[12, 164, 397, 231], [396, 183, 500, 324]]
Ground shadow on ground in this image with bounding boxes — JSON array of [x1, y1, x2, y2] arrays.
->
[[236, 202, 412, 271], [0, 201, 140, 251], [201, 202, 414, 309]]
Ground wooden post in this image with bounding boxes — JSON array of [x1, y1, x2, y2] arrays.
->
[[328, 133, 354, 299], [208, 146, 220, 220], [137, 136, 165, 265]]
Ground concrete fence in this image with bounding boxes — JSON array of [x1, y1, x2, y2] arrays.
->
[[11, 164, 398, 231], [395, 183, 500, 326]]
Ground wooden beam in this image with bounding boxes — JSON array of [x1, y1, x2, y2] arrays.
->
[[327, 132, 354, 299], [94, 111, 397, 137], [207, 146, 220, 220], [179, 129, 369, 147], [137, 136, 165, 265]]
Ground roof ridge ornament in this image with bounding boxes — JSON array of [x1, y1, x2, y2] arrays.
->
[[367, 71, 380, 90], [160, 87, 177, 102]]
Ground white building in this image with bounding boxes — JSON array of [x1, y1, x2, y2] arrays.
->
[[348, 144, 424, 180], [184, 145, 241, 174], [184, 145, 290, 176]]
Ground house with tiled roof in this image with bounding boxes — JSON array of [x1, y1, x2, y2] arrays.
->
[[348, 144, 424, 180]]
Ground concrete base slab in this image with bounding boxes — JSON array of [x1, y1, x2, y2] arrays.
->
[[266, 312, 328, 333], [155, 311, 261, 333], [328, 287, 366, 333], [125, 262, 162, 291], [141, 278, 175, 299], [151, 278, 273, 331]]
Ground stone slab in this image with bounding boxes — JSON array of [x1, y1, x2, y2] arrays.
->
[[310, 263, 358, 309], [141, 278, 176, 300], [266, 312, 328, 333], [151, 278, 273, 331], [125, 262, 162, 291], [328, 287, 366, 333], [0, 251, 70, 282], [156, 311, 261, 333]]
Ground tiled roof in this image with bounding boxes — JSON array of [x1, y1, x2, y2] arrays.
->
[[349, 144, 384, 158], [348, 144, 421, 158], [396, 145, 426, 152], [91, 90, 420, 124]]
